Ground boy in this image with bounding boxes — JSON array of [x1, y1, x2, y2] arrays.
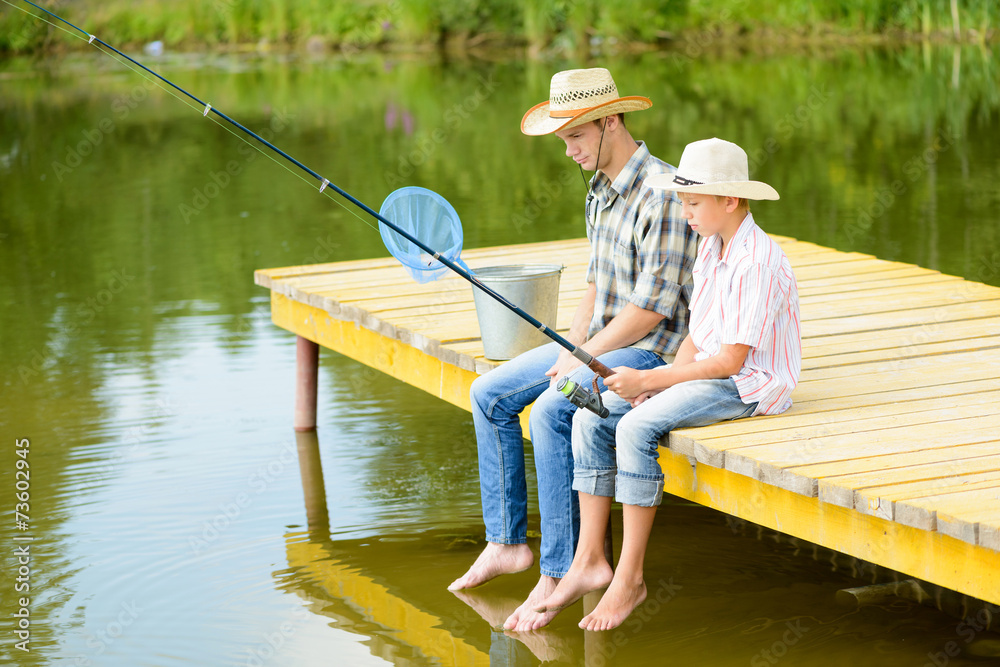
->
[[449, 68, 699, 633], [535, 137, 802, 631]]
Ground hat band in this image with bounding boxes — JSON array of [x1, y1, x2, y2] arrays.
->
[[549, 106, 595, 118], [673, 175, 703, 186]]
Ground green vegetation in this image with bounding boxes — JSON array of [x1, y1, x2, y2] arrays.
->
[[1, 0, 997, 54]]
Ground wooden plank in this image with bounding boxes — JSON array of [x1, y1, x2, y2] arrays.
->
[[657, 446, 1000, 606], [787, 444, 1000, 497], [855, 470, 1000, 522], [801, 318, 1000, 358], [670, 388, 1000, 449], [717, 415, 1000, 496], [803, 335, 1000, 370], [796, 269, 957, 297], [803, 301, 1000, 337], [893, 486, 1000, 542], [797, 347, 1000, 381]]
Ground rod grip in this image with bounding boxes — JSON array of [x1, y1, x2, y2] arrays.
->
[[570, 347, 615, 378]]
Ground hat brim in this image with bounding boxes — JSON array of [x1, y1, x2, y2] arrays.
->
[[521, 96, 652, 136], [646, 174, 780, 201]]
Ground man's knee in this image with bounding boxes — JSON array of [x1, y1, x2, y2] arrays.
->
[[530, 385, 572, 425], [470, 374, 491, 414]]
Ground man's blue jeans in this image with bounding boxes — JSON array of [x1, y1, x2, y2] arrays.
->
[[470, 342, 665, 578], [572, 378, 757, 507]]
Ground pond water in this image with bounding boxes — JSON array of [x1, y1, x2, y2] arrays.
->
[[1, 43, 999, 666]]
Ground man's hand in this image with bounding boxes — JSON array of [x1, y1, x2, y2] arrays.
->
[[545, 349, 584, 387]]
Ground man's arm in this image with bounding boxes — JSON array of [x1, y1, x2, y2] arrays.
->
[[545, 287, 665, 385]]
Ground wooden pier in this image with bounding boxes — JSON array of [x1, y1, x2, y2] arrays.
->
[[255, 235, 1000, 606]]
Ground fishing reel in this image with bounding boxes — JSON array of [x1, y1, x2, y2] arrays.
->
[[556, 376, 609, 419]]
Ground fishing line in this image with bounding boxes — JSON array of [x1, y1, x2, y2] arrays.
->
[[14, 0, 618, 397]]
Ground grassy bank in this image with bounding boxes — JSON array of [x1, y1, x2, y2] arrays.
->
[[2, 0, 998, 54]]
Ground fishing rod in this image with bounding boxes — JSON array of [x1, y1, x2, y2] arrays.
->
[[17, 0, 616, 410]]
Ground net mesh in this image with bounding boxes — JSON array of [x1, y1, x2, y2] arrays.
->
[[379, 186, 470, 283]]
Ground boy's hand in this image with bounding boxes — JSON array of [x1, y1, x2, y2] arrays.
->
[[604, 366, 645, 400], [630, 389, 662, 407]]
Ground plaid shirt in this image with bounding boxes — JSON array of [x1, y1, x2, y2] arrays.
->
[[585, 141, 698, 357]]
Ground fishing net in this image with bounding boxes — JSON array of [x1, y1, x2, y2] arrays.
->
[[378, 186, 471, 283]]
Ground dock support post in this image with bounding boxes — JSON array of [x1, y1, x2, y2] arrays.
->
[[294, 335, 319, 432]]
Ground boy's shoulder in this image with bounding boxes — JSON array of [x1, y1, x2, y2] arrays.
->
[[731, 215, 791, 271]]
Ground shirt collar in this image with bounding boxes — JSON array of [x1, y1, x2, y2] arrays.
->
[[590, 140, 648, 205], [718, 213, 756, 264]]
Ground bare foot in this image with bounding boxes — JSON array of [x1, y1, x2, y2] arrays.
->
[[534, 558, 613, 614], [448, 542, 533, 591], [450, 588, 520, 630], [579, 576, 647, 631], [505, 627, 575, 663], [503, 575, 562, 632]]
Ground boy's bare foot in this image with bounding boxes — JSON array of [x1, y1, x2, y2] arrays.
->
[[503, 575, 561, 632], [533, 558, 613, 614], [448, 543, 533, 591], [579, 576, 647, 631]]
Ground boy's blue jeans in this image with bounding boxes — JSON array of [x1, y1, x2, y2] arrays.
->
[[470, 342, 666, 578], [572, 378, 757, 507]]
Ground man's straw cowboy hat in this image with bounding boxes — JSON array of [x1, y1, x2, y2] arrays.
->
[[521, 68, 651, 136]]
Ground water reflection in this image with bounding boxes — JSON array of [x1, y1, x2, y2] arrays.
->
[[281, 429, 1000, 667], [1, 43, 999, 666]]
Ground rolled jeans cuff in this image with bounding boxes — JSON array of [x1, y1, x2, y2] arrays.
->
[[484, 534, 527, 546], [573, 467, 616, 498], [615, 471, 664, 507]]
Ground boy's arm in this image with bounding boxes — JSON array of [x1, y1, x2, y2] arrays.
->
[[605, 341, 750, 404], [546, 293, 664, 385]]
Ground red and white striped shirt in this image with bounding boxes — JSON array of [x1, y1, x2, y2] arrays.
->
[[689, 214, 802, 415]]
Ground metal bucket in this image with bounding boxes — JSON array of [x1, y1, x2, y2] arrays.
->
[[471, 264, 564, 361]]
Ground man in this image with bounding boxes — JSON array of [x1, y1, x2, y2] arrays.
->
[[449, 68, 699, 632]]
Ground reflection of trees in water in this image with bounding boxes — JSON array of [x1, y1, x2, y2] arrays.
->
[[1, 46, 998, 607]]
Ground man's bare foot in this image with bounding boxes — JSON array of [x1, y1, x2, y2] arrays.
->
[[448, 543, 533, 591], [579, 576, 647, 631], [534, 558, 613, 614], [503, 575, 561, 632]]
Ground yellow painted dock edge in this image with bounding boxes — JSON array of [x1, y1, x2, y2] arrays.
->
[[270, 291, 1000, 606]]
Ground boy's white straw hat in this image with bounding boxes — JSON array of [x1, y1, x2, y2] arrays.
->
[[647, 138, 780, 200], [521, 68, 651, 136]]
